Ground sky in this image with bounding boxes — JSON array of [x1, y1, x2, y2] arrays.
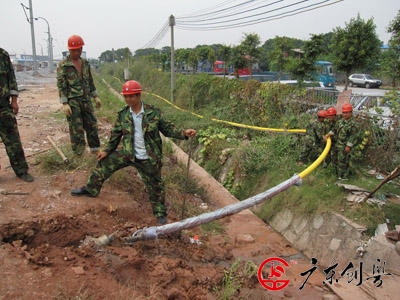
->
[[1, 0, 399, 60]]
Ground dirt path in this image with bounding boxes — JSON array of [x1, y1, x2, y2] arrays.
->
[[0, 71, 343, 299]]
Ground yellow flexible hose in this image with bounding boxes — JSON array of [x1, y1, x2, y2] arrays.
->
[[299, 137, 331, 178], [144, 90, 329, 179]]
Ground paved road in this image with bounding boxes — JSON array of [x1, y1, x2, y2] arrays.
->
[[336, 85, 390, 95]]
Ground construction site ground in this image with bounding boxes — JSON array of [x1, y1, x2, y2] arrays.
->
[[0, 70, 395, 299]]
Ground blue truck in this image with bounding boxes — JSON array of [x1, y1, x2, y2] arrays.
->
[[314, 61, 336, 89]]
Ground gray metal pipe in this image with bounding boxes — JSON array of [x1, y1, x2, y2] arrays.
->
[[126, 174, 302, 243]]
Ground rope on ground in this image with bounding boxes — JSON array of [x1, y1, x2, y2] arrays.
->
[[144, 91, 306, 134]]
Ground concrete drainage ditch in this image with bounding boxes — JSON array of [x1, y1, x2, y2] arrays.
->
[[269, 208, 400, 299]]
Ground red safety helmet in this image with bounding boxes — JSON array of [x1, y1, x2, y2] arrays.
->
[[326, 107, 337, 116], [121, 80, 142, 95], [68, 35, 85, 50], [342, 103, 353, 113], [317, 110, 327, 118]]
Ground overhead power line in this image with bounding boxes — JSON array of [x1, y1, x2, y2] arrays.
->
[[177, 0, 265, 19], [176, 0, 342, 30], [138, 0, 342, 49], [140, 20, 170, 49]]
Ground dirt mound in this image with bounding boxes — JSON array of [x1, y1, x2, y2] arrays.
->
[[0, 201, 228, 299]]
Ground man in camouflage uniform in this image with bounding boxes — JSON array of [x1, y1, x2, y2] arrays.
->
[[335, 103, 359, 180], [298, 110, 329, 165], [0, 48, 33, 182], [323, 106, 339, 169], [57, 35, 101, 155], [71, 80, 197, 225]]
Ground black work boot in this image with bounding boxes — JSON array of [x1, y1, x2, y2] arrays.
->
[[71, 186, 95, 197], [18, 173, 34, 182]]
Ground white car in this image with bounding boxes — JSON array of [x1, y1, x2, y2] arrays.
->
[[348, 74, 382, 89]]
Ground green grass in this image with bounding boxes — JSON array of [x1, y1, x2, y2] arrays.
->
[[200, 220, 226, 235], [382, 202, 400, 229], [94, 73, 127, 123], [34, 143, 98, 174], [255, 162, 400, 236], [213, 259, 258, 300]]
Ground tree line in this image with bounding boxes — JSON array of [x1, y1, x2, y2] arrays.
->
[[98, 11, 400, 89]]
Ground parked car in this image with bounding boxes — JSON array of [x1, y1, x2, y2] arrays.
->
[[348, 74, 382, 89]]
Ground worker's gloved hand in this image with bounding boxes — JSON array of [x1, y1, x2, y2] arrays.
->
[[62, 103, 72, 117], [94, 96, 102, 109]]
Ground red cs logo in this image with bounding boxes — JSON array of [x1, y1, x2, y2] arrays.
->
[[258, 257, 290, 291]]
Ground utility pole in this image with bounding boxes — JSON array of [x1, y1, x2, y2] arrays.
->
[[21, 1, 39, 75], [28, 0, 39, 75], [169, 15, 175, 102]]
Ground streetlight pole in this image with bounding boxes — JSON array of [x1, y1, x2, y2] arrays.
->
[[35, 16, 53, 72], [169, 15, 175, 103], [37, 43, 43, 64]]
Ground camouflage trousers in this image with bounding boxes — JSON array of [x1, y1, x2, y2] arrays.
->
[[0, 104, 29, 176], [86, 151, 167, 218], [335, 144, 351, 179], [66, 98, 100, 155], [325, 140, 337, 170], [299, 135, 314, 162], [300, 136, 325, 163]]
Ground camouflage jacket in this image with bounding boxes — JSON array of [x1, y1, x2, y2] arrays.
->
[[307, 119, 329, 146], [56, 55, 97, 104], [103, 102, 187, 165], [0, 48, 18, 99], [336, 117, 359, 148], [326, 119, 338, 143]]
